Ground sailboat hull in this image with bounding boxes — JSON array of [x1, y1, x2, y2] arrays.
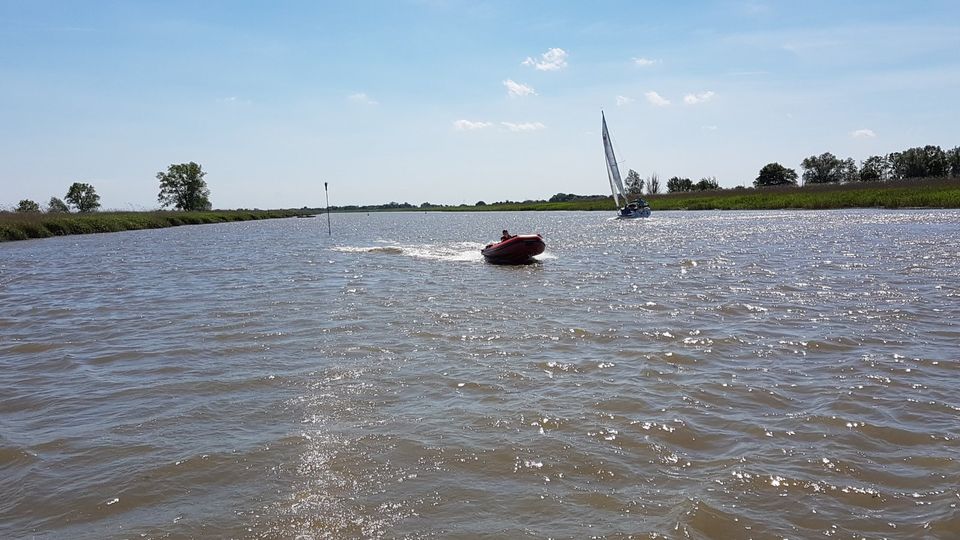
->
[[616, 206, 652, 219]]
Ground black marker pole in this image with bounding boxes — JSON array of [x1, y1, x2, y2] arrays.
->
[[324, 182, 331, 235]]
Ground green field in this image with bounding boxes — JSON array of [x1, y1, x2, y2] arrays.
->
[[430, 177, 960, 212], [0, 209, 307, 243]]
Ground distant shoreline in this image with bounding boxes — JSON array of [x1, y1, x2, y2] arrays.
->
[[327, 177, 960, 213], [0, 210, 306, 243], [3, 178, 958, 243]]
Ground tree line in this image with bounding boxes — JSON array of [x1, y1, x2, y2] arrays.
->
[[329, 141, 960, 210], [622, 169, 718, 195], [755, 144, 960, 187], [618, 143, 959, 194], [8, 162, 214, 214]]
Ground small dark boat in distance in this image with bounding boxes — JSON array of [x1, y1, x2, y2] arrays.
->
[[481, 234, 545, 265]]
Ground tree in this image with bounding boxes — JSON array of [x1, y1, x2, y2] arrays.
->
[[65, 182, 101, 212], [647, 173, 661, 194], [16, 199, 41, 213], [801, 152, 849, 184], [888, 145, 948, 179], [666, 176, 693, 193], [694, 177, 720, 190], [475, 201, 486, 206], [624, 169, 644, 198], [754, 163, 798, 187], [157, 162, 212, 211], [859, 155, 889, 182], [839, 158, 859, 183], [420, 202, 433, 208], [47, 197, 70, 213], [946, 146, 960, 177]]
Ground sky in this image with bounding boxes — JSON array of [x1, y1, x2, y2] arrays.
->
[[1, 0, 959, 209]]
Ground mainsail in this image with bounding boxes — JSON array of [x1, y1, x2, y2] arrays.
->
[[601, 112, 627, 207]]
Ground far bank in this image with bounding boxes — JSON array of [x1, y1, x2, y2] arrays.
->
[[322, 177, 960, 213], [0, 210, 308, 243]]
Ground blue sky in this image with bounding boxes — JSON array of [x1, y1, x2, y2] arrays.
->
[[2, 1, 958, 209]]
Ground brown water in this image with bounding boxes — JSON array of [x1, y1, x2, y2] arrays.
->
[[1, 210, 959, 539]]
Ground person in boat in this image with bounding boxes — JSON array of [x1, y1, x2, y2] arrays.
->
[[500, 229, 515, 242]]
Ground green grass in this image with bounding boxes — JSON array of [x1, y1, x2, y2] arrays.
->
[[645, 177, 960, 210], [433, 177, 960, 212], [0, 210, 306, 243]]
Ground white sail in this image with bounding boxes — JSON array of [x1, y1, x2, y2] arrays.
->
[[601, 112, 627, 207]]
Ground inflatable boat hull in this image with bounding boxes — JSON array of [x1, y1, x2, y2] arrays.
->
[[481, 234, 545, 265]]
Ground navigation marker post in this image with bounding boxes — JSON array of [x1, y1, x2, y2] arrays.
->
[[324, 181, 331, 235]]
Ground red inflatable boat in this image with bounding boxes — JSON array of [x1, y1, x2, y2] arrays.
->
[[481, 234, 545, 264]]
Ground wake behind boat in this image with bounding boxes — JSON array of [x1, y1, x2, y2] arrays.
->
[[481, 234, 545, 265], [602, 112, 651, 219]]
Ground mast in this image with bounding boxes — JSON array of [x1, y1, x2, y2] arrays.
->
[[601, 112, 627, 207]]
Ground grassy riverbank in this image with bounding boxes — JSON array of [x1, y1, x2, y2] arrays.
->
[[0, 209, 308, 242], [645, 177, 960, 210], [431, 177, 960, 212]]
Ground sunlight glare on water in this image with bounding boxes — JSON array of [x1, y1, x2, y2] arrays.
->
[[1, 209, 959, 538]]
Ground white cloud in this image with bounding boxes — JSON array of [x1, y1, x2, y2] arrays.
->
[[503, 79, 536, 97], [522, 47, 568, 71], [633, 57, 659, 66], [453, 119, 493, 131], [702, 125, 719, 131], [216, 96, 252, 105], [616, 95, 634, 106], [501, 122, 546, 132], [348, 92, 378, 105], [851, 128, 877, 139], [644, 91, 670, 107], [683, 91, 716, 105]]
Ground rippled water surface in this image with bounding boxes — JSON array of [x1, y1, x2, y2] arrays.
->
[[2, 210, 959, 539]]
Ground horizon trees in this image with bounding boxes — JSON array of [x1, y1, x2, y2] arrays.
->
[[667, 177, 693, 193], [157, 162, 212, 211], [801, 152, 857, 184], [755, 163, 798, 187], [47, 197, 70, 213], [65, 182, 101, 212], [647, 173, 661, 194], [695, 177, 720, 190], [624, 169, 644, 198], [888, 145, 949, 180], [16, 199, 41, 213], [859, 156, 890, 182]]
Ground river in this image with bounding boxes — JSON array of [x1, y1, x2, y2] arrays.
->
[[1, 209, 958, 538]]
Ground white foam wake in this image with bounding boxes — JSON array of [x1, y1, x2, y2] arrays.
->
[[332, 242, 486, 262]]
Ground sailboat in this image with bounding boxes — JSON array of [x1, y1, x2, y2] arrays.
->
[[602, 112, 651, 219]]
